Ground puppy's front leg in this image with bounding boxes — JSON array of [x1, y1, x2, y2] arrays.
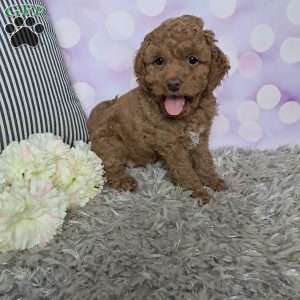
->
[[159, 146, 210, 203], [191, 138, 225, 192]]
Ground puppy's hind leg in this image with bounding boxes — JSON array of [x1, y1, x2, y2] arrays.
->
[[90, 137, 137, 192]]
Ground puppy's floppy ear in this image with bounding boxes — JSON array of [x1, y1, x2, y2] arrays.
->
[[134, 37, 151, 91], [134, 43, 145, 79], [204, 30, 230, 93]]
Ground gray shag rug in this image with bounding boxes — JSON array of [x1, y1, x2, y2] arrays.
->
[[1, 146, 300, 300]]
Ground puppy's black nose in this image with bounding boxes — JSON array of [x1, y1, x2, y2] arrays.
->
[[167, 79, 181, 92]]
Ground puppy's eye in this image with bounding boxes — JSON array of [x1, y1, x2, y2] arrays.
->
[[153, 57, 164, 65], [187, 55, 199, 65]]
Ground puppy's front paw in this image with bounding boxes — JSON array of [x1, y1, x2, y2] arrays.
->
[[191, 189, 211, 204], [110, 175, 138, 192], [211, 178, 226, 192]]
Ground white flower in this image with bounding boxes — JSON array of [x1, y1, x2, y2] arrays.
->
[[0, 178, 67, 251], [0, 133, 106, 252], [55, 141, 106, 208], [0, 140, 55, 182], [28, 133, 70, 158], [0, 173, 6, 193]]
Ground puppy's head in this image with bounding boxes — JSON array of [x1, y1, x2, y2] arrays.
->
[[134, 15, 230, 118]]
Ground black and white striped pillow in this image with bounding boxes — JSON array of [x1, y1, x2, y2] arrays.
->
[[0, 0, 88, 151]]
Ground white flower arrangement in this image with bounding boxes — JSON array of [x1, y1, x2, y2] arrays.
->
[[0, 133, 105, 253]]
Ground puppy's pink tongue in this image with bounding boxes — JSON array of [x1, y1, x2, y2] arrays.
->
[[164, 96, 185, 115]]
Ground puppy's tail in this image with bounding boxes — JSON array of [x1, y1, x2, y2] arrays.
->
[[94, 96, 119, 111]]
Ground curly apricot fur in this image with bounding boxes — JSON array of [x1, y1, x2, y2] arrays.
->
[[88, 15, 230, 203]]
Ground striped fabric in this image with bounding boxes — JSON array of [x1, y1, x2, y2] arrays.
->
[[0, 0, 88, 152]]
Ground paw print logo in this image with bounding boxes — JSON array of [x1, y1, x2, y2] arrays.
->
[[5, 16, 44, 47]]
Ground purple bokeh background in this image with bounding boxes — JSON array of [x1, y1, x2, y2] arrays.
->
[[45, 0, 300, 149]]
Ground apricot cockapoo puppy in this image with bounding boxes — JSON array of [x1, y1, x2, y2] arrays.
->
[[88, 15, 230, 203]]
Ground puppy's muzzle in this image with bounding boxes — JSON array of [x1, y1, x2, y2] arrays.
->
[[167, 78, 181, 93]]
